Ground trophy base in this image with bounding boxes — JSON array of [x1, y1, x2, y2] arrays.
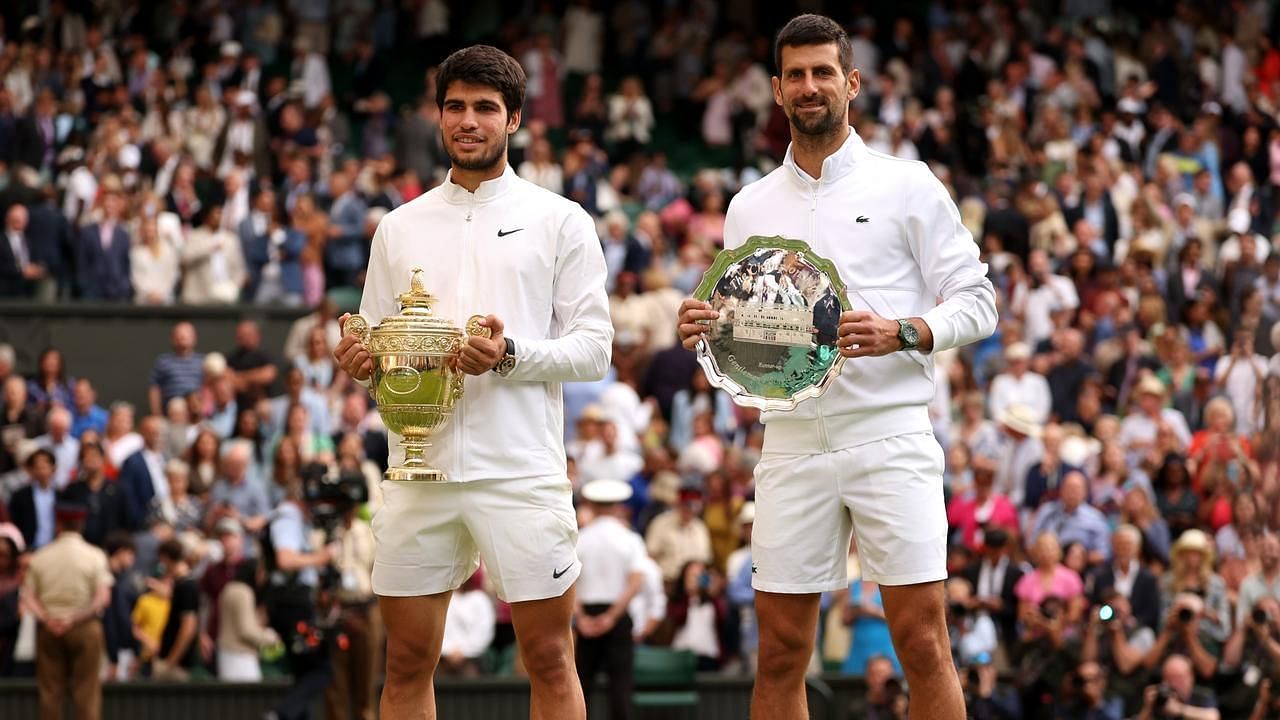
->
[[385, 466, 447, 482]]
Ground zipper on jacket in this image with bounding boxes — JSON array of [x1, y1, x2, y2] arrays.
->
[[808, 182, 830, 452], [807, 182, 818, 244], [456, 192, 477, 479]]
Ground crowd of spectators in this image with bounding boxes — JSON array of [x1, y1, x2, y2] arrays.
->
[[5, 0, 1280, 718]]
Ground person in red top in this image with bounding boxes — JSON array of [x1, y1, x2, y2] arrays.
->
[[1186, 397, 1259, 494], [946, 456, 1020, 553]]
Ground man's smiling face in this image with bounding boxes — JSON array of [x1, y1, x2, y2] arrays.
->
[[773, 42, 858, 138], [440, 80, 520, 172]]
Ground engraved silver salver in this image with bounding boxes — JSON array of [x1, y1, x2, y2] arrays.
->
[[693, 236, 851, 411]]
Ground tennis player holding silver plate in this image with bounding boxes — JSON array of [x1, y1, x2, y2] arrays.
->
[[692, 236, 850, 411], [678, 14, 997, 720]]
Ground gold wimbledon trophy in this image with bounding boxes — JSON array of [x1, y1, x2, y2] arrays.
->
[[344, 268, 489, 481]]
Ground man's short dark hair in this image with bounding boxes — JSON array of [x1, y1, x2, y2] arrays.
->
[[105, 531, 135, 557], [25, 448, 55, 469], [774, 14, 854, 75], [435, 45, 527, 119], [158, 539, 186, 563]]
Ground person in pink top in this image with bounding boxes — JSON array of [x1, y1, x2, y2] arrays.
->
[[946, 456, 1019, 553], [1014, 532, 1085, 621]]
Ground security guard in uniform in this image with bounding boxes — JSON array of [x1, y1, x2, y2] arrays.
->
[[575, 479, 648, 720]]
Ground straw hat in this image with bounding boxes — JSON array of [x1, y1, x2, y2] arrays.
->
[[998, 404, 1043, 438], [648, 471, 680, 505], [1172, 529, 1215, 566], [1004, 342, 1031, 362], [1135, 375, 1166, 397]]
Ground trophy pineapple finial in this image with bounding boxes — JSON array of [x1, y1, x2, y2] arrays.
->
[[400, 268, 437, 310]]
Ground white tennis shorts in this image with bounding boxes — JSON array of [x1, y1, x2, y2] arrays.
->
[[371, 474, 580, 603], [750, 431, 948, 593]]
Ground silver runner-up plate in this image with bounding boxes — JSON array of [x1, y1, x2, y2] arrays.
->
[[693, 236, 851, 412]]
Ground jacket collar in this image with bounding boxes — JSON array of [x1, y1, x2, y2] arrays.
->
[[783, 126, 866, 186], [439, 164, 516, 204]]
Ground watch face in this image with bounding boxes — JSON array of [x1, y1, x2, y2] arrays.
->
[[900, 321, 919, 346]]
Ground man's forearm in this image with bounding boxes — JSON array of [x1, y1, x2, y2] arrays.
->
[[607, 573, 645, 621], [1185, 633, 1218, 678], [20, 592, 48, 623], [1179, 704, 1219, 720], [505, 327, 613, 383]]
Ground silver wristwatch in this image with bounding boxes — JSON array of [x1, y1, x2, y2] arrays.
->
[[492, 338, 517, 376]]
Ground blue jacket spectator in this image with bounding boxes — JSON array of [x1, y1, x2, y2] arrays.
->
[[240, 188, 306, 304], [75, 197, 133, 301]]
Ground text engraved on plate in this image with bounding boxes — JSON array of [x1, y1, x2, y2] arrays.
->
[[732, 303, 814, 347]]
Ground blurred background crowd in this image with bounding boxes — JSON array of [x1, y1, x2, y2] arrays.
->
[[3, 0, 1280, 718]]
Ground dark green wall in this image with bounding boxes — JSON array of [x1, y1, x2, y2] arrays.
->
[[0, 302, 311, 412]]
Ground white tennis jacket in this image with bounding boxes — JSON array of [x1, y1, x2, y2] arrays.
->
[[723, 128, 998, 453], [359, 165, 613, 481]]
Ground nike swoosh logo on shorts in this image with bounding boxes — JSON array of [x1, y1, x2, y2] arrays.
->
[[553, 563, 574, 579]]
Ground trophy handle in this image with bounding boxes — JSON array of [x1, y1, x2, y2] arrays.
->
[[454, 315, 493, 397], [345, 314, 371, 344], [465, 315, 492, 339]]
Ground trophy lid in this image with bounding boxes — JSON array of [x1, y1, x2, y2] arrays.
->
[[373, 268, 463, 337]]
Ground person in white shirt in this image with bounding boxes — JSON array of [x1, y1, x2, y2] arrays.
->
[[628, 553, 666, 642], [333, 45, 611, 720], [180, 205, 246, 304], [988, 342, 1052, 424], [1118, 375, 1191, 469], [994, 404, 1045, 511], [575, 479, 646, 720], [576, 420, 642, 487], [1214, 329, 1269, 436], [677, 16, 995, 720], [34, 407, 79, 490], [438, 570, 496, 677], [1023, 249, 1080, 348]]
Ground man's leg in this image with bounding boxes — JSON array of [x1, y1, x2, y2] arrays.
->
[[603, 614, 635, 720], [348, 606, 378, 720], [379, 592, 452, 720], [751, 591, 821, 720], [67, 621, 105, 720], [510, 587, 586, 720], [324, 622, 352, 720], [35, 626, 66, 720], [573, 624, 601, 714], [881, 582, 964, 720]]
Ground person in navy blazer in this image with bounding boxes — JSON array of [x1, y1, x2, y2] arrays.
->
[[75, 185, 133, 301], [117, 417, 167, 531], [239, 187, 305, 303], [1086, 524, 1162, 632], [8, 449, 60, 551]]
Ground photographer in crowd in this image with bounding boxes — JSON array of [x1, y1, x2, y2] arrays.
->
[[320, 470, 378, 720], [1055, 661, 1123, 720], [262, 474, 339, 720], [1148, 531, 1230, 681], [1080, 591, 1157, 717], [1137, 655, 1220, 720]]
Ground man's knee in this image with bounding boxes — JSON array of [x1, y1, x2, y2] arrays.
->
[[521, 634, 576, 689], [757, 621, 813, 681], [890, 615, 951, 678], [384, 635, 438, 686]]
